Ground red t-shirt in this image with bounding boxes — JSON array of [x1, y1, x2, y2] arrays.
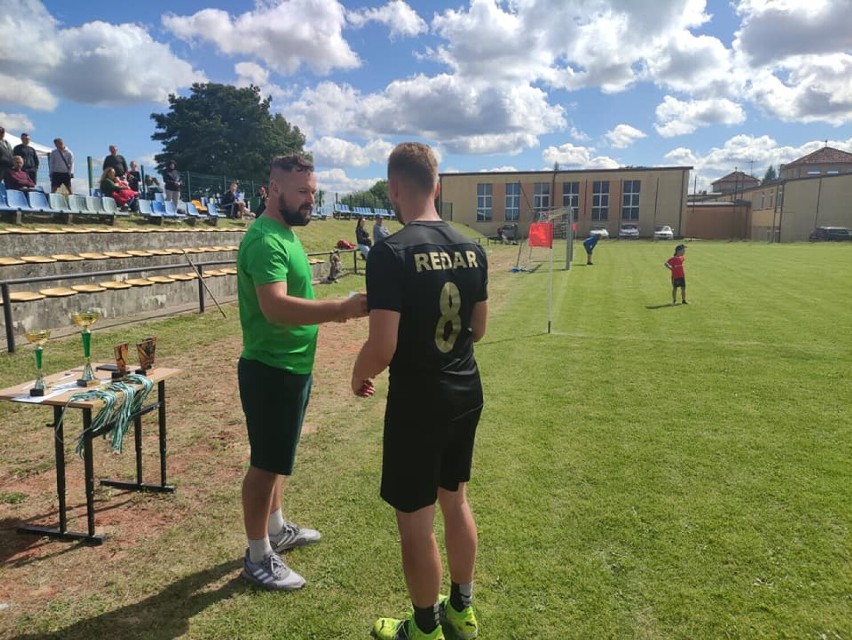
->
[[666, 255, 685, 279]]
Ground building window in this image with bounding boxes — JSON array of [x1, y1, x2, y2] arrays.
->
[[759, 192, 765, 209], [592, 181, 609, 221], [563, 181, 580, 220], [621, 180, 640, 220], [505, 183, 520, 221], [476, 183, 492, 221], [533, 183, 551, 220]]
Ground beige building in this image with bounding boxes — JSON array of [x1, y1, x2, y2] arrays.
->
[[439, 166, 692, 238], [743, 173, 852, 242], [711, 170, 759, 195], [780, 146, 852, 180]]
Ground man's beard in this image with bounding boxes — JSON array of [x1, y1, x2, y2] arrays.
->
[[280, 203, 312, 226]]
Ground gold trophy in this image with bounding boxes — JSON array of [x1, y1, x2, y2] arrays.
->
[[25, 329, 50, 396], [71, 310, 101, 387]]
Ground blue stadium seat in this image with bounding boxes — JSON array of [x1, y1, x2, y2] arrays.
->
[[153, 192, 165, 203], [4, 189, 36, 212], [28, 190, 62, 214], [137, 199, 154, 215], [85, 196, 105, 214], [66, 194, 89, 214], [49, 193, 70, 212], [102, 196, 121, 215]]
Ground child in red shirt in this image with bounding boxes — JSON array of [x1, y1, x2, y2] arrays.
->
[[665, 244, 687, 305]]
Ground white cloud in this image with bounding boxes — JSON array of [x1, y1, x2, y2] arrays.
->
[[0, 1, 204, 108], [309, 136, 394, 168], [665, 134, 852, 190], [645, 31, 738, 97], [730, 2, 852, 125], [348, 1, 427, 38], [745, 56, 852, 126], [481, 165, 519, 173], [0, 75, 58, 111], [234, 62, 291, 103], [317, 168, 382, 196], [54, 22, 205, 105], [542, 142, 620, 169], [734, 0, 852, 65], [284, 82, 364, 139], [430, 0, 714, 94], [163, 0, 359, 75], [654, 95, 746, 137], [605, 124, 647, 149], [0, 112, 35, 133], [285, 74, 564, 156]]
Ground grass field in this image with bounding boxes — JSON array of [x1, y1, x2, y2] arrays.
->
[[0, 238, 849, 639]]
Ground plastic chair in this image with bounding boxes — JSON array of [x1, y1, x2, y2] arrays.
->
[[49, 193, 70, 212], [3, 189, 36, 212], [27, 190, 62, 214], [85, 196, 105, 214], [67, 194, 89, 213], [137, 199, 154, 216], [101, 197, 119, 214]]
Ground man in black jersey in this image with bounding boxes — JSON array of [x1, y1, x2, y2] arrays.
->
[[352, 142, 488, 640]]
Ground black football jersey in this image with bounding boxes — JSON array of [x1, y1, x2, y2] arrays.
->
[[366, 220, 488, 387]]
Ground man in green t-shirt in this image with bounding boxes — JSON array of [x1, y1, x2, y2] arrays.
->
[[237, 154, 367, 591]]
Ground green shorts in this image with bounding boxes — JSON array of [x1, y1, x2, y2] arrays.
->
[[238, 357, 312, 475]]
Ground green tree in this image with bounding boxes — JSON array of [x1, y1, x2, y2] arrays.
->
[[150, 83, 306, 184], [342, 180, 391, 209], [763, 164, 778, 183]]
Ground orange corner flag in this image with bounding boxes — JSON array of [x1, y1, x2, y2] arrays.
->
[[528, 222, 553, 248]]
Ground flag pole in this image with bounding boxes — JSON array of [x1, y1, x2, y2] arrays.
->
[[547, 237, 553, 334]]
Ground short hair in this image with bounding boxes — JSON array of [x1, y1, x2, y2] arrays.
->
[[271, 154, 313, 174], [54, 138, 62, 145], [388, 142, 438, 195], [21, 133, 29, 138]]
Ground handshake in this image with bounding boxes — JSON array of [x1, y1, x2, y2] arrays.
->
[[336, 292, 368, 322]]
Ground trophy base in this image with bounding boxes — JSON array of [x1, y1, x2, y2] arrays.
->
[[29, 388, 45, 397], [134, 367, 153, 375], [77, 378, 101, 388], [111, 371, 127, 381]]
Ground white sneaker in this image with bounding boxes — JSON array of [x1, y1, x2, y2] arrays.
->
[[240, 550, 305, 591], [271, 521, 322, 552]]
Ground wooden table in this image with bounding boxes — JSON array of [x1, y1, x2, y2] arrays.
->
[[0, 364, 180, 545]]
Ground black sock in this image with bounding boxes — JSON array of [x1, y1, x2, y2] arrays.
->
[[413, 603, 439, 634], [450, 582, 473, 611]]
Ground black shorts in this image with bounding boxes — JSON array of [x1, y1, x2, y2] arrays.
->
[[381, 379, 483, 513], [238, 357, 312, 475], [50, 172, 72, 191], [672, 277, 686, 288]]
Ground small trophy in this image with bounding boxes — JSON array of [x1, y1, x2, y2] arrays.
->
[[25, 329, 50, 396], [71, 310, 101, 387], [113, 343, 129, 380], [135, 337, 157, 374]]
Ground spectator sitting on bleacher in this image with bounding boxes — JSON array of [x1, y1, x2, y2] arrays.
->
[[102, 145, 128, 177], [221, 182, 247, 219], [373, 217, 390, 244], [100, 167, 138, 211], [13, 133, 39, 183], [4, 155, 36, 191], [254, 185, 267, 216], [126, 160, 141, 192], [145, 175, 162, 197], [355, 215, 372, 259]]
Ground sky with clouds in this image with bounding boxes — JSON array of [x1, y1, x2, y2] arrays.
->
[[1, 0, 851, 194]]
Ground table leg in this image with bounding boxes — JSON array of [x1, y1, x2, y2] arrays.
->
[[17, 406, 104, 544], [100, 381, 174, 494]]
